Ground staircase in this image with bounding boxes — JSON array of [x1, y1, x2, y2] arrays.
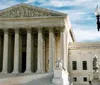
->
[[0, 73, 54, 85]]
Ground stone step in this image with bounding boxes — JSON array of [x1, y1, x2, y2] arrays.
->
[[0, 72, 53, 85], [0, 73, 38, 79]]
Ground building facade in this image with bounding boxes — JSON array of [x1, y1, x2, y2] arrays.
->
[[0, 3, 97, 85]]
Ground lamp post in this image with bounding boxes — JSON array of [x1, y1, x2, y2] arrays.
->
[[95, 5, 100, 31]]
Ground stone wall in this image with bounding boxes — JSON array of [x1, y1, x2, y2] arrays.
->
[[68, 42, 100, 85]]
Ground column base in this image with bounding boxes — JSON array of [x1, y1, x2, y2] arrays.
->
[[24, 70, 32, 73], [1, 70, 7, 73], [36, 69, 44, 74], [48, 69, 53, 73], [12, 70, 19, 73]]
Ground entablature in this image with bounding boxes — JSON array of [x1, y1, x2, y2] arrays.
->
[[69, 42, 100, 50], [0, 16, 65, 31]]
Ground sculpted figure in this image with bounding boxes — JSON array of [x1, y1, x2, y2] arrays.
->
[[93, 55, 98, 68], [56, 59, 63, 68], [93, 55, 99, 71]]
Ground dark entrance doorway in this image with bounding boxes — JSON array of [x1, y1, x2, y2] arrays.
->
[[22, 52, 26, 72]]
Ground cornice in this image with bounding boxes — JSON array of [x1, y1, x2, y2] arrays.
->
[[0, 16, 66, 21], [68, 42, 100, 49]]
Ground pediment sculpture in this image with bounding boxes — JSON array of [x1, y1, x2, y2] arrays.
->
[[0, 3, 66, 18]]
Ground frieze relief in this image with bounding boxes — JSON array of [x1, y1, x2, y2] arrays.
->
[[0, 4, 66, 18]]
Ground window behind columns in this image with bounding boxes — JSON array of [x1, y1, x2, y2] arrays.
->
[[21, 34, 26, 73], [8, 32, 14, 73], [31, 34, 38, 72], [44, 33, 49, 72], [0, 35, 3, 72]]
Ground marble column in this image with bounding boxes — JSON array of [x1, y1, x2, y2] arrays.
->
[[66, 33, 69, 70], [48, 29, 55, 72], [2, 30, 9, 73], [13, 29, 19, 73], [36, 29, 44, 73], [25, 29, 32, 73], [60, 30, 67, 69], [60, 31, 64, 65]]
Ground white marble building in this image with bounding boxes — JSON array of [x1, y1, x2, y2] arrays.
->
[[0, 3, 98, 85], [69, 42, 100, 85]]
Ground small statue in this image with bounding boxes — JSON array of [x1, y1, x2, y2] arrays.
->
[[93, 55, 100, 79], [55, 59, 63, 68], [93, 55, 99, 71]]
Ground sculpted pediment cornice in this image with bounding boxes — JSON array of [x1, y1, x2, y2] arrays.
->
[[0, 3, 66, 18]]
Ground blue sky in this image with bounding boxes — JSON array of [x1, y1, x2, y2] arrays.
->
[[0, 0, 100, 42]]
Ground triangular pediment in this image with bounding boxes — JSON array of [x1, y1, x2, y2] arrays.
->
[[0, 3, 66, 18]]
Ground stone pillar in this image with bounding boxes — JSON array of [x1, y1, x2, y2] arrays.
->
[[48, 29, 55, 72], [25, 29, 32, 73], [60, 31, 64, 63], [66, 33, 69, 70], [60, 30, 66, 70], [2, 30, 9, 73], [13, 29, 19, 73], [36, 29, 44, 73], [60, 30, 67, 70]]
